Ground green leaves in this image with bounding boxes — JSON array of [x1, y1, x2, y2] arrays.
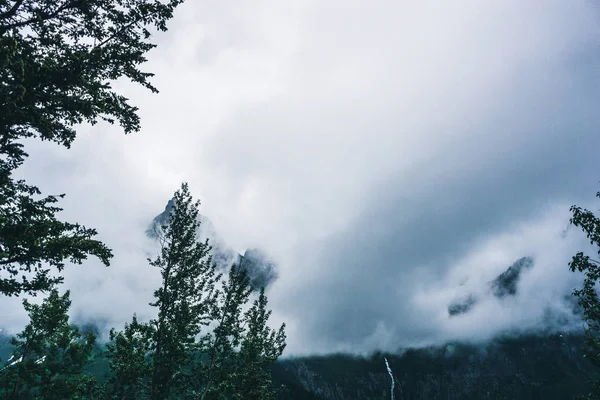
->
[[0, 0, 185, 297], [233, 287, 287, 400], [570, 190, 600, 399], [0, 179, 113, 296], [0, 289, 98, 400], [105, 315, 154, 399], [1, 0, 185, 145], [147, 183, 222, 399], [1, 183, 287, 399], [1, 3, 287, 394]]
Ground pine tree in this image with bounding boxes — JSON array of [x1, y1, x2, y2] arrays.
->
[[0, 289, 98, 399], [233, 287, 287, 400], [107, 183, 221, 399], [194, 264, 253, 399], [148, 183, 221, 399], [194, 266, 286, 400], [0, 0, 185, 296]]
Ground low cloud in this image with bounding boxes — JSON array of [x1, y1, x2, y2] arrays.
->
[[3, 0, 600, 356]]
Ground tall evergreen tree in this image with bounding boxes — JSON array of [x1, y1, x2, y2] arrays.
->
[[0, 289, 97, 399], [107, 183, 221, 399], [193, 266, 286, 400], [232, 287, 287, 400], [148, 182, 221, 399], [0, 0, 185, 296], [194, 264, 253, 399]]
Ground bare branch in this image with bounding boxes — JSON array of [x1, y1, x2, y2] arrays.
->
[[0, 0, 26, 20], [0, 0, 76, 32]]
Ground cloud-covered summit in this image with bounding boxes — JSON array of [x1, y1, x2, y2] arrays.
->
[[448, 257, 535, 317], [146, 198, 278, 291], [490, 257, 535, 299]]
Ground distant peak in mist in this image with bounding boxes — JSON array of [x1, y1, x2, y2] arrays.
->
[[448, 257, 535, 317], [490, 257, 534, 298], [146, 198, 278, 292]]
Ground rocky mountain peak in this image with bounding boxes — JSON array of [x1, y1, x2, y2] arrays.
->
[[146, 198, 277, 291], [448, 256, 534, 317]]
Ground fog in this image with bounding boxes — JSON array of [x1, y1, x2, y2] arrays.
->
[[3, 0, 600, 356]]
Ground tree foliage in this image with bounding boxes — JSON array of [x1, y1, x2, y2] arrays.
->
[[105, 315, 154, 399], [0, 0, 184, 296], [0, 289, 97, 399], [0, 2, 287, 397], [107, 183, 286, 399], [147, 182, 221, 399], [569, 190, 600, 399]]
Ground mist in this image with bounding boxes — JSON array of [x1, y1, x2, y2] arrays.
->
[[3, 0, 600, 356]]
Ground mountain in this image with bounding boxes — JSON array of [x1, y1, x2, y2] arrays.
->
[[447, 294, 477, 317], [449, 257, 536, 317], [146, 198, 278, 291], [490, 256, 534, 298], [238, 248, 279, 291]]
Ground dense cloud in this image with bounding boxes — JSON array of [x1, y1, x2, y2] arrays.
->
[[3, 0, 600, 356]]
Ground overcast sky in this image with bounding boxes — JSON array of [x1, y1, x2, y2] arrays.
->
[[4, 0, 600, 356]]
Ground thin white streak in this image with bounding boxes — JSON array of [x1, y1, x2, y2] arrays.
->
[[2, 355, 23, 370], [384, 357, 395, 400]]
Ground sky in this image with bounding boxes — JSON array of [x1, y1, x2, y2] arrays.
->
[[4, 0, 600, 356]]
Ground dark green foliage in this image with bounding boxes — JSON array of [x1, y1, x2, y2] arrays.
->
[[0, 0, 184, 296], [569, 190, 600, 399], [192, 264, 251, 400], [107, 183, 286, 399], [192, 266, 286, 400], [147, 182, 221, 399], [0, 289, 98, 399], [0, 0, 184, 147], [0, 182, 113, 296], [105, 315, 154, 399], [0, 1, 291, 398], [233, 287, 287, 399], [1, 329, 596, 399], [271, 334, 598, 400]]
